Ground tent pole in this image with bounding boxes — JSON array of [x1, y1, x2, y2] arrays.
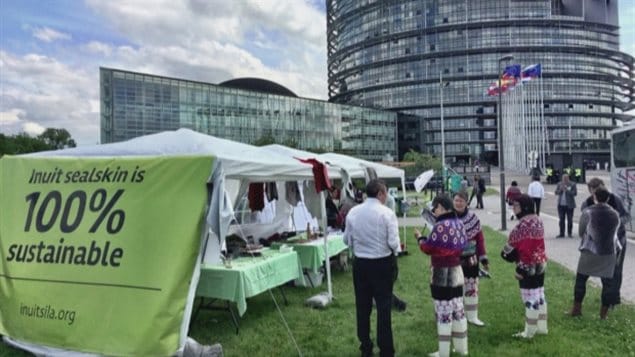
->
[[320, 191, 333, 300]]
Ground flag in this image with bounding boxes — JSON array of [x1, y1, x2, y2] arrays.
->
[[521, 63, 542, 82], [502, 64, 521, 89], [486, 83, 500, 96], [503, 64, 521, 80], [485, 64, 521, 96]]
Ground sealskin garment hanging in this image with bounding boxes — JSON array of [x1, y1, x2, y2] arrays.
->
[[295, 157, 331, 193], [248, 182, 265, 211]]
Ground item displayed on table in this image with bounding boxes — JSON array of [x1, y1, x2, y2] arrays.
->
[[240, 243, 264, 256], [225, 234, 246, 258]]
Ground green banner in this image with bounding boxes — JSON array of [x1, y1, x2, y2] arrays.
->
[[0, 155, 213, 356]]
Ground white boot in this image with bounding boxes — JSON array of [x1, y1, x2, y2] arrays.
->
[[464, 296, 485, 326], [429, 321, 452, 357], [513, 308, 539, 339], [452, 317, 469, 355], [537, 301, 548, 334]]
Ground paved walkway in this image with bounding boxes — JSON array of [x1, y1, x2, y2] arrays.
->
[[398, 169, 634, 304]]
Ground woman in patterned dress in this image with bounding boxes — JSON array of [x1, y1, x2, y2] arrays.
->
[[415, 194, 468, 356], [501, 194, 548, 338], [453, 190, 488, 326]]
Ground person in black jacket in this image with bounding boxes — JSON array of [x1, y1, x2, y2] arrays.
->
[[580, 178, 630, 309]]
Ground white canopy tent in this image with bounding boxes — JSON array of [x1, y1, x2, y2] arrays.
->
[[262, 145, 409, 253], [17, 129, 320, 356], [262, 145, 406, 198], [319, 152, 406, 194]]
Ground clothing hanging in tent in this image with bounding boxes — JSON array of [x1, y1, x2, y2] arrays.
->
[[248, 183, 265, 211]]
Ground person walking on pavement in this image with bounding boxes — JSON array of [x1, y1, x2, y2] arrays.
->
[[415, 194, 468, 357], [506, 181, 522, 220], [555, 174, 577, 238], [580, 177, 630, 309], [569, 187, 620, 320], [527, 175, 545, 216], [453, 191, 489, 327], [469, 175, 485, 209], [343, 179, 399, 357], [501, 194, 548, 338]]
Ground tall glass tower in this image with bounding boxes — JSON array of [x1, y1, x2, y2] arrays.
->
[[327, 0, 634, 168]]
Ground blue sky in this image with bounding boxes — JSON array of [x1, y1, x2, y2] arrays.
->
[[0, 0, 633, 145]]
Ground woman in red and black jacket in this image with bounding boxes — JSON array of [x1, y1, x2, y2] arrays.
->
[[501, 194, 548, 339]]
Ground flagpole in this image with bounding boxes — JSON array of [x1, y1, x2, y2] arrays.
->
[[440, 71, 446, 192], [498, 55, 514, 231]]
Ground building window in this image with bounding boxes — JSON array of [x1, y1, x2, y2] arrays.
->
[[458, 67, 464, 73], [430, 44, 436, 51]]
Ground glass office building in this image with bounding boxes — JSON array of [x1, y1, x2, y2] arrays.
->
[[100, 68, 397, 161], [327, 0, 634, 167]]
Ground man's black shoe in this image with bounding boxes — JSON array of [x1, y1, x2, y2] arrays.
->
[[556, 235, 565, 239], [395, 301, 407, 312]]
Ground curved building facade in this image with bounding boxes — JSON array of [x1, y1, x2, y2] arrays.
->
[[327, 0, 634, 168]]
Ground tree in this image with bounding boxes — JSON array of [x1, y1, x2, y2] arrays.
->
[[402, 149, 442, 177], [0, 128, 77, 157], [0, 133, 52, 157], [38, 128, 76, 150]]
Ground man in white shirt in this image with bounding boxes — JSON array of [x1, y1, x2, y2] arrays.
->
[[527, 175, 545, 216], [344, 179, 400, 357]]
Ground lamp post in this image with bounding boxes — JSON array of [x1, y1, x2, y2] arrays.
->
[[498, 54, 514, 231], [439, 72, 448, 191], [569, 117, 573, 167]]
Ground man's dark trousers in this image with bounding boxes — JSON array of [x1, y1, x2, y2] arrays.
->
[[353, 255, 395, 357], [558, 205, 574, 236]]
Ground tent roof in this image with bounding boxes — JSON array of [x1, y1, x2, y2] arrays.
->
[[262, 144, 404, 181], [261, 144, 343, 179], [319, 152, 404, 181], [26, 129, 316, 181]]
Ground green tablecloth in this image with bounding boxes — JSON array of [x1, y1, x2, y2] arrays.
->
[[196, 248, 303, 316], [271, 233, 348, 274]]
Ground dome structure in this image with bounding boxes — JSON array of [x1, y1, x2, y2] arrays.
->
[[219, 78, 298, 97]]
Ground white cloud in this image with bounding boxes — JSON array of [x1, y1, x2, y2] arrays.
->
[[32, 27, 72, 42], [84, 41, 113, 56], [85, 0, 327, 98], [0, 108, 25, 123], [0, 51, 99, 145], [22, 122, 46, 136]]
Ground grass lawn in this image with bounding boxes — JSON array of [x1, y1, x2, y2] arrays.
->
[[2, 227, 634, 356], [483, 187, 498, 196]]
